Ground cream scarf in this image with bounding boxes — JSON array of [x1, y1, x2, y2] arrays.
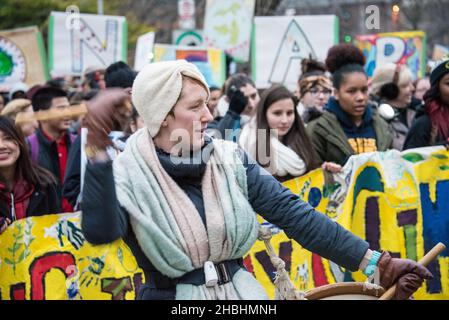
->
[[113, 128, 268, 300], [239, 119, 306, 178]]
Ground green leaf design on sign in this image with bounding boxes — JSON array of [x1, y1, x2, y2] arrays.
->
[[0, 50, 14, 76], [432, 154, 448, 160], [402, 153, 425, 163]]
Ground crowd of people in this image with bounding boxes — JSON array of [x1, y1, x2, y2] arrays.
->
[[1, 43, 447, 300]]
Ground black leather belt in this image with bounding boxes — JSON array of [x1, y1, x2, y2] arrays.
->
[[145, 258, 244, 289]]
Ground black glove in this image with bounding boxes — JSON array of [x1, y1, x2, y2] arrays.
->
[[228, 89, 248, 115]]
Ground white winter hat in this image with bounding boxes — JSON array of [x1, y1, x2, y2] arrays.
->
[[132, 60, 210, 137], [370, 63, 413, 96]]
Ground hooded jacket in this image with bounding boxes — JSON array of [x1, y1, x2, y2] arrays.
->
[[307, 97, 393, 165]]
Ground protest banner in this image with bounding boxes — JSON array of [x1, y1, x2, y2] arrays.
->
[[354, 31, 426, 80], [253, 15, 338, 90], [153, 44, 226, 88], [203, 0, 255, 62], [48, 11, 127, 76], [134, 31, 155, 71], [0, 212, 143, 300], [247, 146, 449, 300], [2, 147, 447, 300], [0, 26, 48, 88]]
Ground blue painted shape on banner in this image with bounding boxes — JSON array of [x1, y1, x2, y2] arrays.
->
[[419, 180, 449, 294], [308, 187, 322, 208]]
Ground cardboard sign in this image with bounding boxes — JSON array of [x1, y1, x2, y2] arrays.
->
[[0, 26, 48, 88]]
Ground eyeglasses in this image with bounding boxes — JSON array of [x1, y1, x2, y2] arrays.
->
[[308, 88, 332, 96]]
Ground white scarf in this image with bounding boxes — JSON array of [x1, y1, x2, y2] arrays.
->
[[239, 118, 306, 178]]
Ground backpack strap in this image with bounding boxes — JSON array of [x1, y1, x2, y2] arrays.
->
[[28, 134, 39, 163]]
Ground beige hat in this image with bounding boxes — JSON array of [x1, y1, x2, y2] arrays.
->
[[132, 60, 210, 137], [370, 63, 413, 96], [1, 98, 31, 119]]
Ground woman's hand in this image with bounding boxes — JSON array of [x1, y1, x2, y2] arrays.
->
[[377, 251, 433, 300], [321, 162, 342, 174], [0, 217, 11, 234], [83, 89, 132, 149]]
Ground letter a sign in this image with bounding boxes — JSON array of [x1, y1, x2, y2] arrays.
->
[[253, 15, 338, 90], [269, 19, 316, 85]]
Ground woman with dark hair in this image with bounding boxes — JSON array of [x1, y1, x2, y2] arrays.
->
[[240, 85, 339, 181], [0, 116, 60, 233], [307, 44, 393, 166], [403, 59, 449, 149]]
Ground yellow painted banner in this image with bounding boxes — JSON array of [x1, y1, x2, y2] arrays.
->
[[0, 147, 448, 299], [245, 147, 449, 300], [0, 212, 144, 300]]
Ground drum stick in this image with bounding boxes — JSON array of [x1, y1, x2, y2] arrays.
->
[[14, 99, 132, 124], [378, 242, 446, 300]]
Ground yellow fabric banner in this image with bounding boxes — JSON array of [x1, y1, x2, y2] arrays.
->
[[0, 212, 144, 300], [246, 147, 449, 300], [0, 147, 447, 299]]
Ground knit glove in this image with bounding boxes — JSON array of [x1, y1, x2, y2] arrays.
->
[[83, 89, 131, 149], [228, 89, 248, 115], [377, 251, 433, 300]]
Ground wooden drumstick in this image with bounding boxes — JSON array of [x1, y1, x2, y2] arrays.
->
[[378, 242, 446, 300], [15, 99, 132, 124]]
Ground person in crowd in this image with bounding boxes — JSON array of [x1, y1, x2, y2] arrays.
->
[[296, 58, 333, 123], [414, 77, 431, 101], [208, 73, 260, 140], [370, 63, 417, 150], [307, 44, 393, 166], [404, 59, 449, 149], [63, 61, 136, 209], [8, 82, 29, 101], [207, 86, 222, 117], [239, 84, 340, 182], [0, 116, 60, 234], [80, 60, 431, 300], [1, 98, 38, 137], [0, 93, 5, 113], [28, 86, 76, 213], [81, 66, 106, 93]]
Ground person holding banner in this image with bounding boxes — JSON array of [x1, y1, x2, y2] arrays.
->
[[404, 59, 449, 149], [307, 44, 393, 166], [239, 84, 340, 182], [0, 116, 60, 234], [81, 60, 431, 300]]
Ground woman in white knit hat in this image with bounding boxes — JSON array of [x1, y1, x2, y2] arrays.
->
[[370, 63, 419, 150], [80, 60, 431, 300]]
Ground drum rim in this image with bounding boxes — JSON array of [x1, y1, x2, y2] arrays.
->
[[304, 282, 386, 300]]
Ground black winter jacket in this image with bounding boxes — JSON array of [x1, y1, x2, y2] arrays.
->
[[0, 182, 61, 220], [81, 139, 369, 299]]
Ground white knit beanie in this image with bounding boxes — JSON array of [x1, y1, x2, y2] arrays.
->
[[132, 60, 210, 137], [370, 62, 413, 96]]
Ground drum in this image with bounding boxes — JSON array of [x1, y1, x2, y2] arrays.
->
[[304, 282, 385, 300]]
